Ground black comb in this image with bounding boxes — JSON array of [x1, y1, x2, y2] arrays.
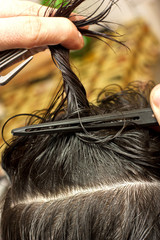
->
[[12, 108, 158, 136]]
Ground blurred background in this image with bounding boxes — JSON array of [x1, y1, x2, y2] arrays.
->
[[0, 0, 160, 198]]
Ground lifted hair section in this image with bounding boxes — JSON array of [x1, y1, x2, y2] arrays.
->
[[46, 0, 123, 116]]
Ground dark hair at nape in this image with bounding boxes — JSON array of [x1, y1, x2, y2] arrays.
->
[[1, 1, 160, 240]]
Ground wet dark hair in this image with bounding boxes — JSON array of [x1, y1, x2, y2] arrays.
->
[[1, 1, 160, 240]]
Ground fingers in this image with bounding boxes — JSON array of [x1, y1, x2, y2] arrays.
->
[[150, 84, 160, 125], [0, 16, 84, 51], [0, 0, 50, 18], [0, 0, 86, 22]]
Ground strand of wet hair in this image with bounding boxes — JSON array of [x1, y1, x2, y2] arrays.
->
[[47, 0, 124, 116], [1, 114, 45, 146]]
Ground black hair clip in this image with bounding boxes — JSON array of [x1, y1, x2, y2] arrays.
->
[[12, 108, 158, 136]]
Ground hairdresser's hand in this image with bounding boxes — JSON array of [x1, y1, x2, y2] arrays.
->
[[0, 0, 84, 52], [150, 84, 160, 125]]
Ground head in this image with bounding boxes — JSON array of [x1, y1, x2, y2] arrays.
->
[[1, 0, 160, 239]]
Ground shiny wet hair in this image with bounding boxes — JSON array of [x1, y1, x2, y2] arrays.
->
[[1, 1, 160, 240]]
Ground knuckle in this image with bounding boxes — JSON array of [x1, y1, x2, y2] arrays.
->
[[25, 17, 42, 48], [29, 4, 39, 16]]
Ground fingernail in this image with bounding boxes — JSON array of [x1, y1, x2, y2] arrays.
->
[[152, 84, 160, 108], [78, 32, 84, 48]]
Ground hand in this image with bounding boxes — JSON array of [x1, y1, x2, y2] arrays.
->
[[0, 0, 84, 52], [150, 84, 160, 125]]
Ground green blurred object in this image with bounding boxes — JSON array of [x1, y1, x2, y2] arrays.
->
[[41, 0, 52, 6], [41, 0, 67, 7], [71, 37, 92, 58]]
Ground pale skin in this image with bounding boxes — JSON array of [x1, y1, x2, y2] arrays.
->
[[0, 0, 84, 52], [150, 85, 160, 126]]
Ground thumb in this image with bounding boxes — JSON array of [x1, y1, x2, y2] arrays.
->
[[150, 84, 160, 125]]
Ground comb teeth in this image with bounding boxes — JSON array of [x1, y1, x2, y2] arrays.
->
[[0, 49, 33, 86], [0, 49, 28, 71]]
